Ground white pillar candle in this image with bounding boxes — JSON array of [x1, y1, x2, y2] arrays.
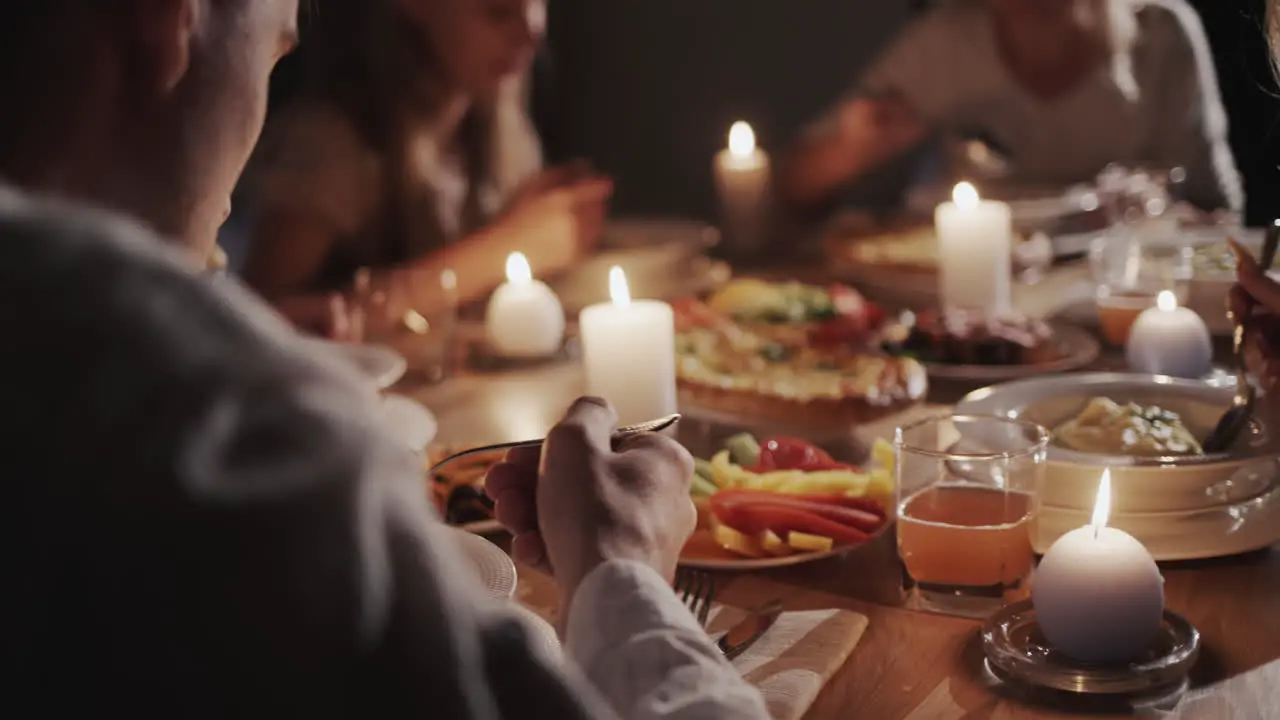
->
[[485, 252, 565, 357], [935, 182, 1013, 312], [1033, 470, 1165, 665], [579, 266, 678, 426], [1125, 290, 1212, 379], [713, 121, 771, 257]]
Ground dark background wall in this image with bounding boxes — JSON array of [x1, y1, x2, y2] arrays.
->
[[534, 0, 1280, 226], [536, 0, 914, 219], [251, 0, 1280, 264]]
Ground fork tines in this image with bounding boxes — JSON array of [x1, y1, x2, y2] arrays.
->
[[674, 568, 715, 628]]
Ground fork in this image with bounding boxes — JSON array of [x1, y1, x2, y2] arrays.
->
[[674, 568, 716, 628], [426, 413, 681, 475]]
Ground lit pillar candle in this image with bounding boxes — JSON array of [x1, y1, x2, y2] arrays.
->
[[713, 121, 771, 257], [485, 252, 565, 357], [579, 266, 677, 426], [1125, 290, 1212, 379], [1032, 470, 1165, 665], [935, 182, 1013, 312]]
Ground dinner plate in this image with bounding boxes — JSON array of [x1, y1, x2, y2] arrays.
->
[[920, 323, 1101, 382], [1035, 476, 1280, 561], [382, 394, 438, 451], [677, 520, 893, 571], [305, 339, 408, 389], [508, 603, 561, 657], [449, 527, 517, 600]]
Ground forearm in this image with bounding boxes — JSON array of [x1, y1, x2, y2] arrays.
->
[[565, 561, 769, 720], [776, 138, 877, 212], [406, 218, 573, 306]]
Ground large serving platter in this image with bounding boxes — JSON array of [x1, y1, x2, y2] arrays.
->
[[956, 372, 1280, 559]]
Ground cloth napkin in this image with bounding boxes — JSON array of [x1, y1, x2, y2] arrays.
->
[[707, 604, 869, 720], [510, 598, 868, 720]]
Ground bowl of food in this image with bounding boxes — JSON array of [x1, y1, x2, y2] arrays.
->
[[955, 373, 1280, 514]]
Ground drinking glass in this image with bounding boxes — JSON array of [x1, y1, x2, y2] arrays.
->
[[354, 266, 459, 384], [1089, 232, 1192, 346], [895, 414, 1048, 618]]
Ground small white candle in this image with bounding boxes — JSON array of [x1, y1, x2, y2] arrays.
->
[[935, 182, 1013, 312], [579, 266, 677, 426], [485, 252, 565, 357], [713, 121, 771, 257], [1033, 470, 1165, 665], [1125, 290, 1212, 379]]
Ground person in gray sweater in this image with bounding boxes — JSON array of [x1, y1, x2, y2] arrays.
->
[[0, 2, 767, 718]]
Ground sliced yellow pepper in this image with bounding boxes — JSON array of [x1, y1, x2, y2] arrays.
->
[[787, 531, 835, 553]]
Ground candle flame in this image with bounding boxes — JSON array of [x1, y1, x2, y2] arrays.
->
[[1091, 469, 1112, 533], [953, 181, 980, 209], [505, 252, 532, 285], [1157, 290, 1177, 312], [728, 121, 756, 157], [609, 265, 631, 307]]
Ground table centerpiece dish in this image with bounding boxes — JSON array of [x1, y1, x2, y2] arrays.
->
[[956, 372, 1280, 559]]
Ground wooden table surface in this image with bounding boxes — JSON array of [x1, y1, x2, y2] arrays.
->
[[405, 261, 1280, 719]]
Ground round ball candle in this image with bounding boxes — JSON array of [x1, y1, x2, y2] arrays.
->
[[578, 266, 678, 426], [485, 252, 565, 357], [935, 182, 1013, 312], [1032, 470, 1165, 665], [1125, 290, 1212, 379], [712, 121, 771, 257]]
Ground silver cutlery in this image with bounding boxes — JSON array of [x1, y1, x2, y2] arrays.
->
[[1203, 221, 1280, 453], [674, 567, 716, 628], [719, 601, 784, 661], [426, 413, 681, 475]]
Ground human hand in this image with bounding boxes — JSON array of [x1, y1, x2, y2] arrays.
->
[[833, 93, 927, 163], [484, 397, 695, 606], [1228, 239, 1280, 384], [500, 163, 613, 269], [274, 293, 360, 342]]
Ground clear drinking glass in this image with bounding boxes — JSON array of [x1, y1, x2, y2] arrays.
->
[[895, 414, 1048, 618], [1089, 232, 1193, 346], [354, 266, 459, 384]]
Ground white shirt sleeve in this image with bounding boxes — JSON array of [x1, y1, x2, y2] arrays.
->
[[565, 561, 770, 720]]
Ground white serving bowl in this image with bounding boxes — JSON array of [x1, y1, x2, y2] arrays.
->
[[956, 373, 1280, 514]]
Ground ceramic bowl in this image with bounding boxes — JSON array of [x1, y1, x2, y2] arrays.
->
[[955, 373, 1280, 514]]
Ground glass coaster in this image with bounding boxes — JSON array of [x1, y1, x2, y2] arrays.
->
[[982, 599, 1199, 695]]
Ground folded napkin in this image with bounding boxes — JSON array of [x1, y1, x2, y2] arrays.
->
[[510, 598, 868, 720], [1145, 658, 1280, 719], [708, 604, 869, 720]]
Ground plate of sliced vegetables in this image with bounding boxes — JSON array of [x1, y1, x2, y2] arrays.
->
[[680, 432, 896, 570]]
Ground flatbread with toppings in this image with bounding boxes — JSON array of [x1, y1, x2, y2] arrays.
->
[[674, 280, 927, 426]]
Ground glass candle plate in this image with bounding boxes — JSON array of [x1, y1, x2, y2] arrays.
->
[[982, 599, 1199, 695]]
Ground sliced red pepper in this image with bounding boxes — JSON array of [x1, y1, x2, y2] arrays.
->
[[713, 504, 871, 545], [753, 437, 837, 472], [711, 491, 884, 534], [715, 490, 887, 519]]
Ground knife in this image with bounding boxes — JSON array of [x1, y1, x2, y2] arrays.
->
[[718, 601, 783, 661]]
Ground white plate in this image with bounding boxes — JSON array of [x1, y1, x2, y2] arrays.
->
[[449, 527, 517, 600], [382, 395, 438, 451], [956, 373, 1279, 513], [907, 184, 1093, 226], [306, 340, 407, 389], [1035, 475, 1280, 561], [509, 603, 561, 657], [677, 520, 893, 571]]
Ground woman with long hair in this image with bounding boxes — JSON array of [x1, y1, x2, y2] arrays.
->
[[244, 0, 610, 334], [779, 0, 1242, 214]]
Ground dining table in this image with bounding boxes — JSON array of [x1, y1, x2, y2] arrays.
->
[[402, 256, 1280, 719]]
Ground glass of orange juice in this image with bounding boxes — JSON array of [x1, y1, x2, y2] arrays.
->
[[895, 415, 1048, 618], [1089, 233, 1192, 346]]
